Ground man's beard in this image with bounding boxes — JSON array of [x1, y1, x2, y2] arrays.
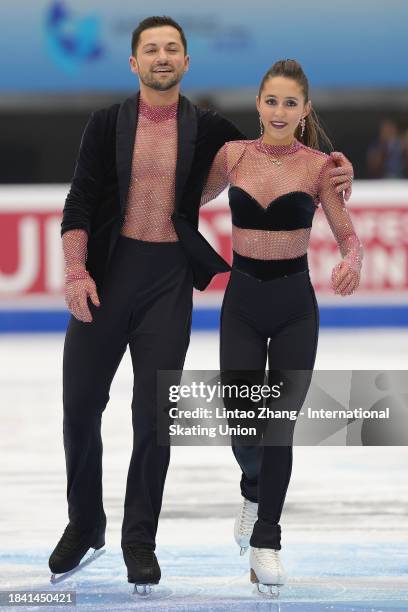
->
[[139, 68, 183, 91]]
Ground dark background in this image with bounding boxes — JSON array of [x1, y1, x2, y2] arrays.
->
[[2, 99, 407, 183]]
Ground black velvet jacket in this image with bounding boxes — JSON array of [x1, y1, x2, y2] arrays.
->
[[61, 92, 244, 290]]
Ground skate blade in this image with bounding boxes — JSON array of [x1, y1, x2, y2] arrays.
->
[[50, 547, 105, 584], [133, 583, 169, 598], [250, 569, 282, 599], [255, 583, 281, 598], [134, 584, 152, 596], [240, 546, 248, 556]]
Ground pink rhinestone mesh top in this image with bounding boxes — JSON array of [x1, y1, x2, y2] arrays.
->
[[201, 138, 363, 271], [120, 96, 179, 242], [63, 97, 180, 278]]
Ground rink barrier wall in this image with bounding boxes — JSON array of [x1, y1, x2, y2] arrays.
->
[[1, 306, 408, 333], [0, 182, 407, 331]]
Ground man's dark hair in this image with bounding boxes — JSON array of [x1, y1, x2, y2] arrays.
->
[[131, 16, 187, 56]]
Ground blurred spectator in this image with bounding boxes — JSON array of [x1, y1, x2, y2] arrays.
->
[[401, 128, 408, 178], [366, 119, 404, 178], [194, 95, 218, 112]]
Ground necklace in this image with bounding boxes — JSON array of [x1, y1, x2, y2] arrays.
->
[[255, 137, 301, 165]]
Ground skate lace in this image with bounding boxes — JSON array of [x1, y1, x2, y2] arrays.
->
[[255, 548, 281, 571], [123, 545, 154, 563], [239, 499, 258, 535], [55, 524, 83, 555]]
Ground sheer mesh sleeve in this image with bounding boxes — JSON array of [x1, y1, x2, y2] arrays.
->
[[62, 228, 90, 281], [200, 144, 229, 206], [317, 158, 363, 272]]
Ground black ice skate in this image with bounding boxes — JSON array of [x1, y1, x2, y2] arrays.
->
[[49, 523, 106, 583], [122, 544, 161, 595]]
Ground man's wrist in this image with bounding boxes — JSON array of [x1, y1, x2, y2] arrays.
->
[[65, 267, 90, 282]]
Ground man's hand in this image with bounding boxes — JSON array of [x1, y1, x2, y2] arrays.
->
[[329, 152, 354, 202], [65, 272, 100, 323], [331, 260, 360, 296]]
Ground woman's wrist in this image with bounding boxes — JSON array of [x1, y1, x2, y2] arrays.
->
[[343, 253, 362, 274]]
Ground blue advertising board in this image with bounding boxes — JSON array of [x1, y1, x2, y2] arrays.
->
[[0, 0, 406, 92]]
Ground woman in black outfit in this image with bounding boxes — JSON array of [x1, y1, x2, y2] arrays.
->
[[201, 59, 363, 595]]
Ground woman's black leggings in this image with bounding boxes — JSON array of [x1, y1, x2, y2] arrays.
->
[[220, 254, 319, 550]]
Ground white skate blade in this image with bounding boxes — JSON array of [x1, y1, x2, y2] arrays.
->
[[250, 569, 283, 598], [255, 583, 281, 598], [133, 584, 152, 596], [50, 547, 105, 584], [132, 585, 172, 599]]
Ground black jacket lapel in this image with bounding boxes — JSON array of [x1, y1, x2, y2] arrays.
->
[[175, 95, 197, 212]]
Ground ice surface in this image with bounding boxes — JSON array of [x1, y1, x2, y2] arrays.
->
[[0, 331, 407, 610]]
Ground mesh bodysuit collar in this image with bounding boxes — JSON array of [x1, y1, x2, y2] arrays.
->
[[255, 137, 302, 156], [139, 96, 179, 122]]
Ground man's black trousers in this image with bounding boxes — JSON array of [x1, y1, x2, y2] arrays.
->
[[63, 236, 193, 549]]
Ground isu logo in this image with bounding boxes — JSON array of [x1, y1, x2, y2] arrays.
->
[[45, 1, 104, 74]]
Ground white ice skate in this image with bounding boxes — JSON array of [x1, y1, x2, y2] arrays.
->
[[234, 498, 258, 555], [249, 546, 286, 597]]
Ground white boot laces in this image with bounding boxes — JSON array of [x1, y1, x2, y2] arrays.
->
[[256, 548, 280, 571], [239, 499, 258, 535]]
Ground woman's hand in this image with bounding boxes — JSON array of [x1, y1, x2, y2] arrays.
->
[[329, 152, 354, 201], [64, 272, 100, 322], [331, 260, 360, 296]]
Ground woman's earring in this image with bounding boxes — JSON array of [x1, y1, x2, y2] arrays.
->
[[300, 117, 306, 138], [259, 115, 264, 136]]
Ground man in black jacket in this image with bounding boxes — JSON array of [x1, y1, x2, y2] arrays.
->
[[49, 16, 353, 591]]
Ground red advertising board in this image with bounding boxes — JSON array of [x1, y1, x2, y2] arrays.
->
[[0, 184, 407, 307]]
